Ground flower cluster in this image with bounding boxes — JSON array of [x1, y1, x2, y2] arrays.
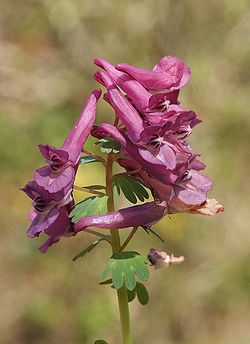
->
[[76, 56, 223, 232], [22, 56, 223, 252]]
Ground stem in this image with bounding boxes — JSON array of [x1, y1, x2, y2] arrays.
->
[[120, 227, 138, 252], [106, 153, 132, 344], [73, 185, 106, 196], [84, 228, 111, 242], [82, 148, 106, 165]]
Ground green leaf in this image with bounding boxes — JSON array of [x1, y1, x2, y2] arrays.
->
[[135, 282, 149, 305], [80, 155, 100, 164], [127, 289, 136, 303], [95, 137, 121, 154], [113, 175, 150, 204], [99, 279, 113, 285], [83, 184, 106, 190], [141, 226, 165, 242], [72, 237, 108, 262], [94, 340, 108, 344], [70, 195, 108, 223], [127, 282, 149, 305], [100, 251, 149, 291]]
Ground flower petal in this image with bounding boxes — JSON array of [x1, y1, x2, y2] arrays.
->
[[27, 207, 60, 238], [74, 202, 167, 232], [116, 56, 190, 91], [34, 166, 75, 197], [61, 89, 101, 163], [94, 58, 151, 111], [94, 71, 144, 143]]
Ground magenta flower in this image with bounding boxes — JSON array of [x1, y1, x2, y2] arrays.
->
[[116, 55, 191, 91], [22, 89, 101, 251], [94, 58, 182, 119], [35, 89, 101, 195], [94, 72, 201, 186], [74, 201, 167, 232], [21, 180, 72, 238]]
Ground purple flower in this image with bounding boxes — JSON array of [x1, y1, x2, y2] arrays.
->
[[95, 58, 182, 118], [116, 55, 191, 91], [94, 72, 200, 185], [21, 180, 72, 238], [74, 201, 167, 232], [22, 89, 101, 251], [35, 89, 102, 194], [117, 159, 223, 216]]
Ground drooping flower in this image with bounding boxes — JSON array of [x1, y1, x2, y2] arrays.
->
[[147, 248, 185, 269]]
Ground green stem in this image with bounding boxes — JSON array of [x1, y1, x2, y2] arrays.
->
[[106, 153, 132, 344], [120, 227, 138, 252]]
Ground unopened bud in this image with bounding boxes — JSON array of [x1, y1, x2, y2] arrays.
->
[[147, 248, 185, 270]]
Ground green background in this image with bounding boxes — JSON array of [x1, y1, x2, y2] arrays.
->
[[1, 1, 249, 343]]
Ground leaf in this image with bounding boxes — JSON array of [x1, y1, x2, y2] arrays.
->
[[70, 195, 108, 223], [83, 184, 106, 190], [135, 282, 149, 305], [127, 289, 136, 303], [95, 137, 121, 154], [99, 279, 113, 285], [80, 155, 100, 164], [72, 237, 108, 262], [113, 175, 150, 204], [127, 282, 149, 305], [94, 340, 108, 344], [141, 226, 165, 243], [100, 251, 149, 291]]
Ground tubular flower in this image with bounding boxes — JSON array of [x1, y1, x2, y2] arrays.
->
[[74, 202, 167, 232], [22, 89, 101, 251], [117, 158, 223, 216], [93, 71, 201, 185], [35, 89, 101, 194], [116, 55, 191, 91]]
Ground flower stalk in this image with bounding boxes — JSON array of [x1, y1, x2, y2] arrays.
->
[[106, 152, 132, 344]]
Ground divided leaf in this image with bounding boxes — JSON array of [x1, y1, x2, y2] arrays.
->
[[95, 137, 121, 154], [80, 155, 100, 165], [70, 195, 108, 223], [100, 251, 149, 291], [114, 175, 150, 204], [94, 340, 109, 344], [127, 282, 149, 305]]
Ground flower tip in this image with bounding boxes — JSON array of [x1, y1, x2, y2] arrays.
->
[[92, 88, 102, 100], [94, 71, 104, 85], [194, 198, 224, 216], [94, 57, 106, 68]]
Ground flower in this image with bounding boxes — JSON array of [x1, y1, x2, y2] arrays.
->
[[116, 55, 190, 91], [117, 158, 223, 215], [94, 71, 201, 186], [147, 248, 185, 269], [74, 201, 167, 232], [22, 89, 101, 251], [35, 89, 102, 194]]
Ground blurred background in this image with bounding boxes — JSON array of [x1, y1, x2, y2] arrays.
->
[[1, 0, 249, 343]]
